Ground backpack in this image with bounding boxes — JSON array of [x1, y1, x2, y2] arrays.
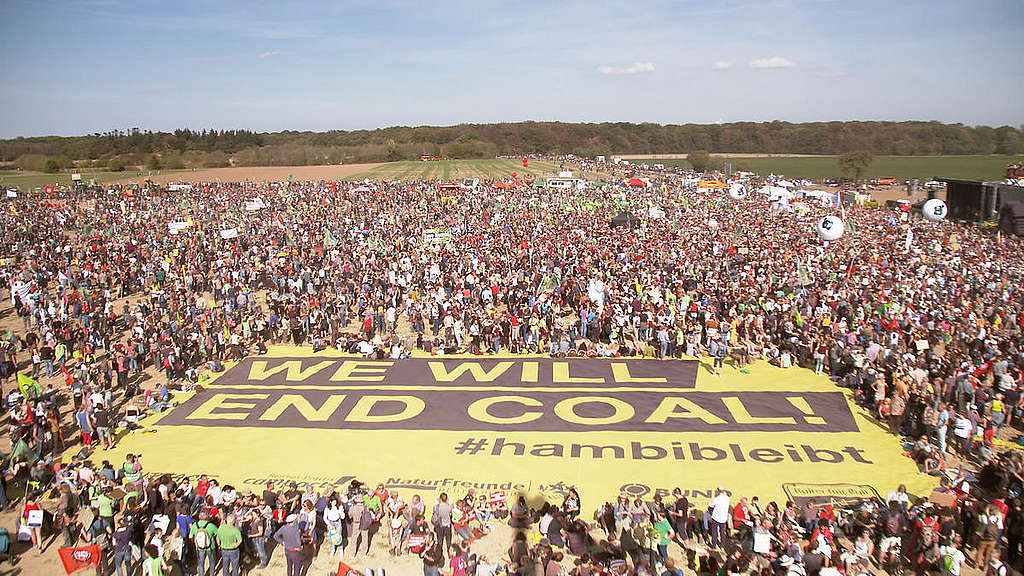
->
[[981, 517, 1000, 541], [941, 548, 958, 574], [194, 522, 211, 549], [359, 507, 373, 531]]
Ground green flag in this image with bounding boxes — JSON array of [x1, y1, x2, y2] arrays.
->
[[17, 373, 42, 400], [325, 231, 339, 246]]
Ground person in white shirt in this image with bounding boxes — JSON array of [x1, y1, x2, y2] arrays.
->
[[988, 550, 1007, 576], [886, 484, 910, 511], [709, 487, 731, 549], [953, 413, 973, 457], [939, 536, 966, 576]]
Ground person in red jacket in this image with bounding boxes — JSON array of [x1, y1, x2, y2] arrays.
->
[[22, 492, 45, 552], [733, 497, 752, 528]]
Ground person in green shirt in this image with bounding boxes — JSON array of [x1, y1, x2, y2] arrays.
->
[[189, 511, 219, 576], [54, 342, 67, 367], [217, 514, 243, 576], [365, 491, 382, 519], [653, 511, 675, 562], [142, 543, 169, 576], [96, 488, 116, 531]]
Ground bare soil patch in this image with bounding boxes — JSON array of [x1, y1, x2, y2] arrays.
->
[[112, 163, 384, 185]]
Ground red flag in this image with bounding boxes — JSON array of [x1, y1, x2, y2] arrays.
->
[[336, 561, 362, 576], [62, 365, 74, 387], [45, 185, 55, 196], [522, 157, 528, 168], [59, 544, 102, 574]]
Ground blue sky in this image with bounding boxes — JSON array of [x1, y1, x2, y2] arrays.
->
[[1, 0, 1021, 138]]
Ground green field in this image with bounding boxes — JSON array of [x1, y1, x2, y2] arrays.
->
[[0, 169, 188, 190], [625, 155, 1023, 182], [348, 159, 607, 181]]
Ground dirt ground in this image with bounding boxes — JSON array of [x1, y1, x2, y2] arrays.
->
[[112, 163, 383, 185]]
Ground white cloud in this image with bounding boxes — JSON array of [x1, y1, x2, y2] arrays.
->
[[598, 62, 655, 75], [749, 56, 797, 69], [711, 60, 733, 70], [258, 50, 291, 59]]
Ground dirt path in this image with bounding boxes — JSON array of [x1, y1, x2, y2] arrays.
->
[[112, 163, 384, 185]]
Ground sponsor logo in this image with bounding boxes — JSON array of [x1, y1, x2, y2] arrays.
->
[[782, 482, 881, 508]]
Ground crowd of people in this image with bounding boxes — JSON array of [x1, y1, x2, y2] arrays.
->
[[1, 158, 1024, 575]]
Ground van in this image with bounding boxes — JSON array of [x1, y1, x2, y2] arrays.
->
[[876, 177, 897, 186]]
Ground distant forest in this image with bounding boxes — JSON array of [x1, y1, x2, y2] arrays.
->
[[2, 121, 1022, 172]]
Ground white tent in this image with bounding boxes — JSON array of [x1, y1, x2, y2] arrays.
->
[[757, 185, 789, 197]]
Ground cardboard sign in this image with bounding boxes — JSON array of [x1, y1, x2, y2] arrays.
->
[[929, 489, 957, 509]]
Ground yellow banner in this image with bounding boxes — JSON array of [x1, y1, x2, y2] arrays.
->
[[100, 348, 936, 509]]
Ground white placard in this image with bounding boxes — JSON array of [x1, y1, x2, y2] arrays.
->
[[753, 531, 771, 554], [27, 509, 44, 527]]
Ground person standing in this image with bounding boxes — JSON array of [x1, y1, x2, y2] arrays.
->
[[93, 404, 114, 450], [939, 535, 966, 576], [709, 487, 731, 549], [653, 511, 674, 561], [216, 513, 243, 576], [420, 532, 444, 576], [190, 510, 219, 576], [142, 544, 170, 576], [348, 495, 372, 557], [247, 507, 270, 568], [112, 517, 134, 576], [433, 493, 453, 560], [987, 550, 1008, 576], [953, 412, 973, 458], [975, 505, 1004, 568], [937, 403, 950, 453], [273, 513, 304, 576], [22, 492, 45, 553]]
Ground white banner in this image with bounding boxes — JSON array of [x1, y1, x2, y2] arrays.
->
[[168, 221, 189, 233], [422, 228, 453, 246], [220, 228, 239, 239]]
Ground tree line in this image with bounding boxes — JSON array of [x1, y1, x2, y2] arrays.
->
[[2, 121, 1021, 171]]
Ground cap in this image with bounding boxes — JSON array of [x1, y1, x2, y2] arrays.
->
[[286, 514, 298, 523]]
